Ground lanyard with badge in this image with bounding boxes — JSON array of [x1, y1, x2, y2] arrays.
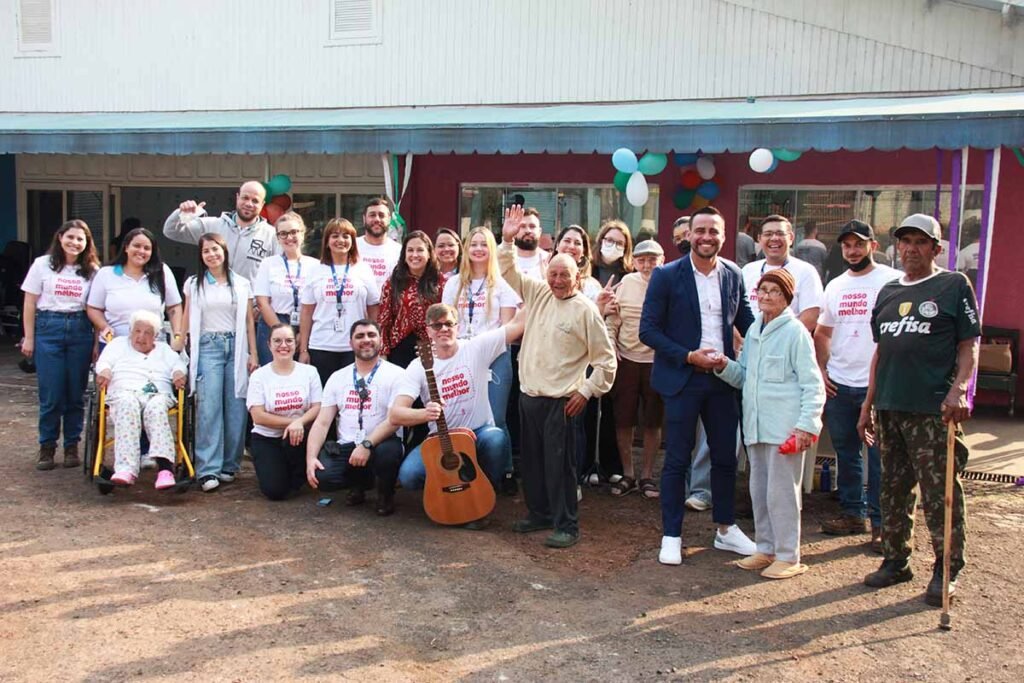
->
[[330, 262, 350, 332], [465, 279, 486, 336], [282, 256, 302, 326], [353, 360, 381, 443]]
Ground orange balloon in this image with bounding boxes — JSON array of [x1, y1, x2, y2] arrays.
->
[[270, 194, 292, 211], [692, 196, 711, 209], [681, 170, 702, 190], [264, 203, 285, 224]]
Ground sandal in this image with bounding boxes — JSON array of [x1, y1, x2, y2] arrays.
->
[[610, 476, 637, 496], [639, 478, 659, 498]]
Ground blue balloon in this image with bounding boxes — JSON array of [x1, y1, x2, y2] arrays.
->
[[674, 153, 699, 166], [696, 181, 720, 200], [768, 157, 780, 173], [612, 148, 638, 174]]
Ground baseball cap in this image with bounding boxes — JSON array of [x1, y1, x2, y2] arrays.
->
[[633, 240, 664, 257], [836, 219, 874, 242], [893, 213, 941, 242]]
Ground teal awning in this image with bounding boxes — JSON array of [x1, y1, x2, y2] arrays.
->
[[1, 92, 1022, 155]]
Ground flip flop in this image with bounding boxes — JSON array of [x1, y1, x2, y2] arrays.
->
[[639, 478, 659, 498], [610, 476, 637, 496]]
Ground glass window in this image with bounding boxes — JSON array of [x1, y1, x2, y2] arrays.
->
[[26, 190, 63, 255], [68, 191, 105, 257], [293, 193, 337, 257], [459, 184, 659, 243]]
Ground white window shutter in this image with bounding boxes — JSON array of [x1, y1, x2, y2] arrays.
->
[[17, 0, 57, 54], [328, 0, 382, 46]]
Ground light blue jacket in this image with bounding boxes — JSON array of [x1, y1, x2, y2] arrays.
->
[[716, 308, 825, 446]]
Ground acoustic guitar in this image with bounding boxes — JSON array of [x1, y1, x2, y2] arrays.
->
[[416, 339, 496, 525]]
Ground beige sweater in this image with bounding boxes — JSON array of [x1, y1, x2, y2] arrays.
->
[[606, 272, 655, 364], [499, 242, 617, 399]]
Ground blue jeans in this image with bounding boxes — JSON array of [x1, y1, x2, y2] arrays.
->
[[686, 419, 712, 504], [35, 311, 93, 446], [487, 349, 514, 474], [825, 383, 881, 526], [195, 333, 248, 479], [398, 425, 507, 490]]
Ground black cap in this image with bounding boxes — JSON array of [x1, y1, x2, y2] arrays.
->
[[837, 220, 874, 242]]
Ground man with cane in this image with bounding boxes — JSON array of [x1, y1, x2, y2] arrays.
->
[[858, 214, 980, 612]]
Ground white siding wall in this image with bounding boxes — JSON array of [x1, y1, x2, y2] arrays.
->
[[2, 0, 1021, 113]]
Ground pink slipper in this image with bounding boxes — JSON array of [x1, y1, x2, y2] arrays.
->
[[154, 470, 176, 490], [110, 471, 136, 486]]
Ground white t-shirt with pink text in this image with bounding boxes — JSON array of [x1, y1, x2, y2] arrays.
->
[[441, 274, 521, 339], [246, 362, 323, 438], [321, 360, 405, 444], [300, 261, 380, 352], [356, 236, 402, 292], [819, 264, 900, 387], [395, 328, 507, 433], [21, 256, 93, 312]]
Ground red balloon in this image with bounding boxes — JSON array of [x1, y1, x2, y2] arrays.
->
[[271, 194, 292, 211], [681, 170, 702, 190], [264, 203, 284, 224], [259, 205, 269, 219]]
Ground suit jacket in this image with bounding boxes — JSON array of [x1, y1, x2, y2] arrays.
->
[[639, 255, 754, 398]]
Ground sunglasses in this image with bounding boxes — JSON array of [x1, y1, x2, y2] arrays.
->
[[427, 321, 457, 331]]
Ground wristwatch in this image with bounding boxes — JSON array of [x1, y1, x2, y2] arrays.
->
[[360, 439, 374, 450]]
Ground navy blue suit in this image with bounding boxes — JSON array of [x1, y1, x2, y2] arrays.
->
[[639, 255, 753, 536]]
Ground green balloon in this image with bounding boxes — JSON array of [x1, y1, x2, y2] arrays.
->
[[638, 153, 669, 175], [613, 171, 631, 193], [772, 148, 802, 162], [673, 188, 697, 210]]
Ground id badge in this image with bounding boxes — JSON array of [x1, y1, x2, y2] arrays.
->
[[354, 428, 366, 444], [289, 310, 300, 326], [333, 316, 346, 333]]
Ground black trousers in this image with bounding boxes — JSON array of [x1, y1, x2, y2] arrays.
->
[[387, 333, 428, 452], [250, 432, 307, 501], [315, 436, 405, 493], [519, 395, 580, 535]]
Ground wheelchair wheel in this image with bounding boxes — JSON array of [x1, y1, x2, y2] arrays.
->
[[96, 466, 115, 496], [81, 385, 99, 480]]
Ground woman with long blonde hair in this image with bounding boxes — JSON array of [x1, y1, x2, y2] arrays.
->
[[441, 227, 521, 484]]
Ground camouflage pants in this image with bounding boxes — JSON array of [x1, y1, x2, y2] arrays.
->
[[877, 411, 969, 573]]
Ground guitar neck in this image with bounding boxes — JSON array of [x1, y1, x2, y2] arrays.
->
[[423, 367, 454, 452]]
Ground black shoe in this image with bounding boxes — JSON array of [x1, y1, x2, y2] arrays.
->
[[346, 489, 366, 506], [500, 473, 518, 496], [511, 517, 553, 533], [925, 562, 959, 607], [462, 517, 491, 531], [544, 530, 580, 548], [864, 559, 914, 588], [375, 491, 395, 517]]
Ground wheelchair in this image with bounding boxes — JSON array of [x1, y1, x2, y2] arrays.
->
[[81, 378, 197, 495]]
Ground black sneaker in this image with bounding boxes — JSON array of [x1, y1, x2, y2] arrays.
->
[[500, 473, 519, 496], [925, 562, 959, 607], [864, 559, 914, 588]]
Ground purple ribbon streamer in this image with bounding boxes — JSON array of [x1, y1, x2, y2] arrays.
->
[[946, 150, 962, 271], [934, 148, 943, 220]]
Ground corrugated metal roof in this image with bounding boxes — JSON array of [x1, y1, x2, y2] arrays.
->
[[1, 92, 1022, 155]]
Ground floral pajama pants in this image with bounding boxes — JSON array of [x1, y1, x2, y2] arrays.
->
[[109, 391, 176, 475]]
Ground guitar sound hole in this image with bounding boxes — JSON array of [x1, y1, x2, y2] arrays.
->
[[458, 453, 478, 483]]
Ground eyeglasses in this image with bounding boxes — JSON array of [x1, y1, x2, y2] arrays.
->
[[277, 230, 301, 239], [756, 287, 785, 298], [271, 338, 295, 346], [427, 321, 457, 331], [761, 230, 789, 239], [602, 237, 626, 248]]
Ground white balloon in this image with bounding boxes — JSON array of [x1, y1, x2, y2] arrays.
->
[[625, 171, 649, 207], [696, 156, 716, 180], [749, 148, 775, 173]]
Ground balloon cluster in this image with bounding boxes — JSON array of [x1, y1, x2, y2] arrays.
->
[[260, 174, 293, 223], [672, 152, 720, 210], [748, 148, 802, 174], [612, 149, 668, 207]]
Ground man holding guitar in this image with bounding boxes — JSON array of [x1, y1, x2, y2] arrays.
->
[[499, 206, 618, 549], [390, 303, 525, 529]]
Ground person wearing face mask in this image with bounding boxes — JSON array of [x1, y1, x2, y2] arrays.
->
[[672, 216, 692, 257], [594, 220, 634, 286], [813, 220, 899, 551]]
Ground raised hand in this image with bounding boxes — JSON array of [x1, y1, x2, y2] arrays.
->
[[178, 200, 207, 220], [502, 204, 525, 243]]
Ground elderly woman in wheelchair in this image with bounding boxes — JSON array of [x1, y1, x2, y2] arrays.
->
[[94, 310, 187, 489]]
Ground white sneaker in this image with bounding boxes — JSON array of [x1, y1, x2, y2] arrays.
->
[[586, 473, 601, 486], [140, 456, 157, 470], [685, 495, 711, 511], [577, 485, 583, 502], [659, 536, 683, 565], [200, 476, 220, 492], [714, 525, 757, 556], [216, 472, 236, 483]]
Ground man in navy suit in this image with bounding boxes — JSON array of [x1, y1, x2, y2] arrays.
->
[[640, 206, 757, 565]]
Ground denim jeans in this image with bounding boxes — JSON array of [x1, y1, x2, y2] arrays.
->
[[35, 311, 93, 447], [825, 382, 881, 526], [686, 418, 712, 504], [487, 349, 514, 474], [195, 333, 248, 479], [398, 425, 507, 490]]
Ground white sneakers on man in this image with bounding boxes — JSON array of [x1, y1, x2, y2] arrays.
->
[[685, 495, 711, 511], [659, 536, 683, 565], [714, 525, 757, 555]]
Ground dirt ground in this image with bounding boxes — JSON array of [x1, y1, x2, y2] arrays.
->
[[1, 374, 1023, 682]]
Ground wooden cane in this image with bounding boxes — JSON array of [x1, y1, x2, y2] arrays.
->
[[940, 419, 956, 631]]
